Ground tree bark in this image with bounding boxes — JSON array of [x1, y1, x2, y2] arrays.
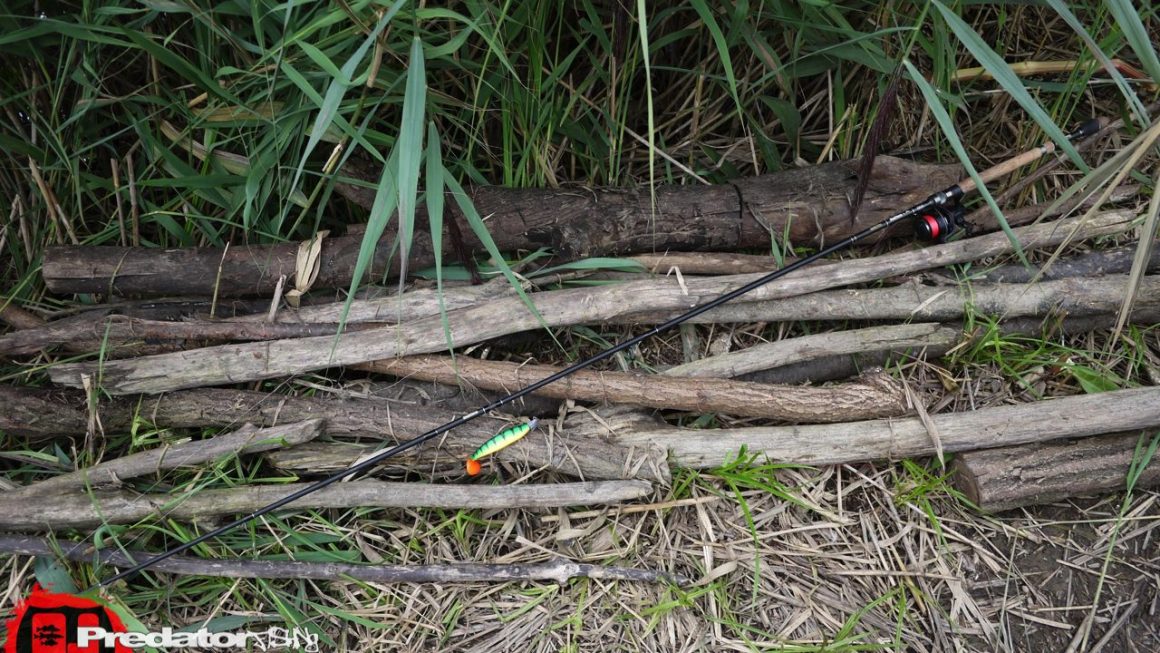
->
[[354, 357, 908, 422], [949, 431, 1160, 512], [0, 479, 654, 530], [41, 157, 959, 297], [45, 210, 1138, 395]]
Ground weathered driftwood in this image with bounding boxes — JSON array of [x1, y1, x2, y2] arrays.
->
[[0, 386, 667, 482], [0, 304, 44, 330], [979, 243, 1160, 283], [354, 357, 907, 422], [0, 479, 654, 530], [47, 211, 1138, 395], [748, 310, 1160, 386], [950, 431, 1160, 512], [42, 157, 959, 297], [619, 274, 1160, 325], [0, 534, 687, 585], [612, 386, 1160, 468], [663, 323, 959, 379], [17, 272, 1156, 359], [626, 251, 811, 275], [16, 419, 323, 496], [0, 317, 366, 356], [230, 278, 511, 325]]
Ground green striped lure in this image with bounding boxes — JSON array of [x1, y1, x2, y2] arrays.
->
[[465, 418, 539, 476]]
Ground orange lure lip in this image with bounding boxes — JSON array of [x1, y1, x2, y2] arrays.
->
[[465, 459, 482, 476]]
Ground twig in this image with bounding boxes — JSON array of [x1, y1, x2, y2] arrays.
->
[[663, 323, 959, 379], [0, 480, 654, 530], [0, 317, 372, 356], [16, 419, 324, 496], [0, 534, 687, 585]]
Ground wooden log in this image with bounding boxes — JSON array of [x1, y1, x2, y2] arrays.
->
[[613, 386, 1160, 468], [747, 310, 1160, 386], [618, 274, 1160, 325], [950, 431, 1160, 512], [978, 243, 1160, 283], [0, 386, 667, 482], [0, 534, 687, 585], [663, 323, 960, 379], [16, 419, 324, 496], [0, 479, 654, 530], [353, 358, 908, 422], [41, 157, 959, 297], [46, 210, 1138, 395], [0, 316, 366, 356], [0, 304, 45, 330]]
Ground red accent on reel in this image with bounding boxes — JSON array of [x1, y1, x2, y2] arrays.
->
[[920, 214, 940, 240]]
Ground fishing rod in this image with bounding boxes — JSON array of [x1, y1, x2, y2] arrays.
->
[[91, 118, 1102, 590]]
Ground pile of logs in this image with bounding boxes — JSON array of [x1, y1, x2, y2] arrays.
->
[[3, 154, 1159, 543]]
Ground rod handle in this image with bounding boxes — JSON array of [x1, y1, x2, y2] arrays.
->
[[958, 117, 1105, 194]]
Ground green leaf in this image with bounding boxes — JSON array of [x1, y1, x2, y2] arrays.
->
[[444, 174, 555, 339], [335, 148, 400, 345], [689, 0, 744, 122], [1106, 0, 1160, 101], [394, 36, 427, 286], [531, 257, 646, 277], [289, 2, 402, 198], [931, 0, 1084, 169], [1069, 365, 1118, 394], [1046, 0, 1149, 126], [34, 556, 78, 595], [425, 120, 454, 354]]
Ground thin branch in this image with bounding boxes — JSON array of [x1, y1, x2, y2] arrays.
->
[[0, 480, 654, 530], [0, 534, 688, 585], [16, 419, 324, 496], [353, 358, 908, 423]]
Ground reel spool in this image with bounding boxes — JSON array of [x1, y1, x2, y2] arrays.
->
[[914, 203, 968, 243]]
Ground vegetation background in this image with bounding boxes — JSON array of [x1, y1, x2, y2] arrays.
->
[[1, 1, 1158, 651]]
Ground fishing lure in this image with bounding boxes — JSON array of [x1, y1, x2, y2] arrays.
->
[[465, 418, 539, 476]]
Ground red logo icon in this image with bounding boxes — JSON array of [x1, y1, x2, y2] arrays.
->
[[4, 585, 128, 653]]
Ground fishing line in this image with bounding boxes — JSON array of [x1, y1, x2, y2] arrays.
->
[[90, 118, 1102, 590]]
